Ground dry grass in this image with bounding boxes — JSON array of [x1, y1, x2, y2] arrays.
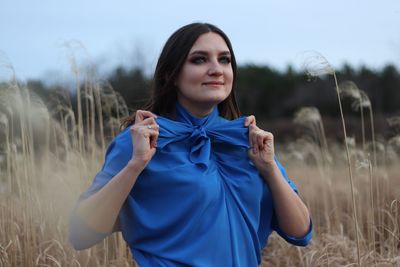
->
[[260, 162, 400, 266], [0, 58, 399, 266]]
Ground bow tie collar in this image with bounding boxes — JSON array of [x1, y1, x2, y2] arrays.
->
[[156, 103, 249, 167]]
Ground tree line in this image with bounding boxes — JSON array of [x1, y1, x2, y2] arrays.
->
[[25, 63, 399, 123], [101, 63, 400, 118]]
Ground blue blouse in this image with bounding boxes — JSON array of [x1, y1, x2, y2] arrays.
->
[[70, 103, 312, 266]]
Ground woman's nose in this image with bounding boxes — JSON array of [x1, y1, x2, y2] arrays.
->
[[207, 62, 223, 76]]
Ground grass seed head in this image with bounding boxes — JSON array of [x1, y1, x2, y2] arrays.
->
[[387, 116, 400, 134], [301, 50, 335, 77], [294, 106, 322, 125]]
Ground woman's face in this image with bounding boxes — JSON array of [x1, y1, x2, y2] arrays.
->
[[175, 32, 233, 117]]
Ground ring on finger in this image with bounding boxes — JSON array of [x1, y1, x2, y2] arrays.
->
[[146, 125, 152, 129]]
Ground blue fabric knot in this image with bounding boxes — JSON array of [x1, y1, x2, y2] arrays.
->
[[189, 125, 211, 165], [155, 102, 249, 167]]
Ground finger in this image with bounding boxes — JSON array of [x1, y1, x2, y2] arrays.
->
[[244, 115, 256, 127], [130, 126, 159, 155], [263, 132, 274, 151], [130, 122, 159, 139], [257, 131, 268, 150], [256, 131, 263, 150], [267, 132, 274, 147], [136, 117, 157, 127], [142, 121, 160, 135], [136, 127, 159, 139], [264, 131, 273, 142], [250, 124, 259, 153], [248, 123, 254, 148], [150, 131, 159, 148], [135, 110, 157, 123]]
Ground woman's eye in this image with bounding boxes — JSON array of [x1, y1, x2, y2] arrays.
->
[[219, 56, 231, 64], [190, 56, 206, 64]]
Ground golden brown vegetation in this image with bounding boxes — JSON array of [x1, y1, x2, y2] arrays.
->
[[0, 57, 399, 266]]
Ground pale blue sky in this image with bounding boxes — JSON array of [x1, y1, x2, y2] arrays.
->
[[1, 0, 400, 82]]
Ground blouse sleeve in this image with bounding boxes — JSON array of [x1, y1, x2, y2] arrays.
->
[[69, 128, 132, 250], [270, 158, 312, 246], [80, 128, 132, 199]]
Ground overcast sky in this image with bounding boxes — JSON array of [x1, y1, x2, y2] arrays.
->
[[1, 0, 400, 82]]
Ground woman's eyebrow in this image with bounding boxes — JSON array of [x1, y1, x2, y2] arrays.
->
[[189, 50, 208, 56], [219, 51, 231, 56], [189, 50, 231, 56]]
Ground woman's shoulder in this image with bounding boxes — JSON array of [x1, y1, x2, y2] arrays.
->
[[116, 126, 131, 142], [109, 124, 131, 140], [105, 127, 132, 154], [101, 127, 133, 175]]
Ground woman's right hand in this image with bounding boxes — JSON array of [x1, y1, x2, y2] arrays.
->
[[129, 110, 159, 166]]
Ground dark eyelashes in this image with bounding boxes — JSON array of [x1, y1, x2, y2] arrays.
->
[[190, 56, 206, 64], [219, 56, 231, 64], [189, 56, 231, 64]]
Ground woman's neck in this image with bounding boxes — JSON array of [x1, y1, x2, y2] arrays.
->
[[177, 100, 215, 118]]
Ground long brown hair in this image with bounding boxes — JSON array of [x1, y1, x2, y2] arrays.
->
[[120, 22, 241, 129]]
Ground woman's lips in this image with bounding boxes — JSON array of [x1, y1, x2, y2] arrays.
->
[[202, 81, 224, 85]]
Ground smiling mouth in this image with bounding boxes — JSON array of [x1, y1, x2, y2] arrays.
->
[[202, 82, 224, 86]]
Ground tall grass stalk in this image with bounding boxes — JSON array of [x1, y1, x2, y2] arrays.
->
[[293, 107, 339, 231], [332, 72, 361, 267], [361, 90, 377, 168], [338, 81, 377, 169], [360, 104, 365, 150], [94, 83, 105, 152], [389, 199, 399, 263], [303, 51, 361, 266]]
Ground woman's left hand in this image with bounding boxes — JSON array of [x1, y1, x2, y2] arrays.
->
[[245, 115, 275, 172], [245, 116, 311, 238]]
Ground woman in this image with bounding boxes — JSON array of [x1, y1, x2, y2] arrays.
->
[[69, 22, 312, 266]]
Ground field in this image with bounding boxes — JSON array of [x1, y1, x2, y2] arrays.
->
[[0, 64, 399, 266]]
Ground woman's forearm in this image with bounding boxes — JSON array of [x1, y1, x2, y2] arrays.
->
[[260, 162, 311, 237], [75, 159, 145, 233]]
